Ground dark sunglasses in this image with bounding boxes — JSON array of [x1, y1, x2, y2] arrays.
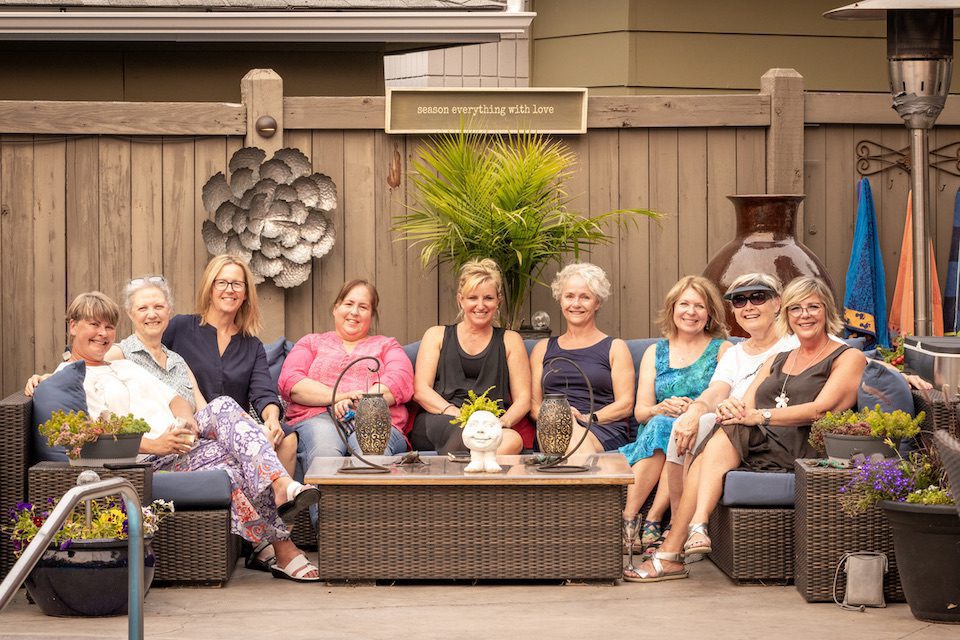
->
[[729, 291, 771, 308]]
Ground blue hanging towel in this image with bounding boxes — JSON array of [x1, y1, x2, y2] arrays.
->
[[843, 177, 890, 348], [944, 188, 960, 335]]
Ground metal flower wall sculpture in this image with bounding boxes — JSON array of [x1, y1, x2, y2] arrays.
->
[[201, 147, 337, 288]]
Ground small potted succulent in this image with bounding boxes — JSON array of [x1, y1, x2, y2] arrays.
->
[[4, 496, 173, 616], [809, 405, 923, 461], [39, 410, 151, 466], [839, 446, 957, 623], [451, 387, 505, 473]]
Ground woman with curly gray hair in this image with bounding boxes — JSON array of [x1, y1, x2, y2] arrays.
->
[[529, 262, 636, 454]]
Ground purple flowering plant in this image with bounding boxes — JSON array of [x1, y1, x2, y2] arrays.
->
[[839, 445, 952, 515], [3, 496, 173, 557]]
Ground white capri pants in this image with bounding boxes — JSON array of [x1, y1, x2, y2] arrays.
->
[[666, 412, 718, 464]]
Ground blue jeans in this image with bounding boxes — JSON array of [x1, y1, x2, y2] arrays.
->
[[292, 412, 408, 481]]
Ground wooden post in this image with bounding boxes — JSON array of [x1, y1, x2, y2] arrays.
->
[[760, 68, 804, 195], [240, 69, 285, 341]]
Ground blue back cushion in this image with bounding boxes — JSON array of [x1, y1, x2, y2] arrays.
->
[[263, 336, 294, 394], [859, 358, 915, 415], [31, 361, 88, 462]]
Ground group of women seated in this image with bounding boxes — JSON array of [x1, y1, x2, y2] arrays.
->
[[27, 252, 926, 586]]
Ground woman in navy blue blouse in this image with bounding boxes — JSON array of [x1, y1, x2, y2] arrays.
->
[[163, 254, 297, 475]]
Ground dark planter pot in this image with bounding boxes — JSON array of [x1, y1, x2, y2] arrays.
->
[[824, 433, 899, 461], [70, 433, 144, 467], [702, 194, 834, 337], [880, 500, 960, 624], [25, 538, 155, 617]]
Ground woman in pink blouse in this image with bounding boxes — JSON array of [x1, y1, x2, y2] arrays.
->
[[278, 280, 414, 478]]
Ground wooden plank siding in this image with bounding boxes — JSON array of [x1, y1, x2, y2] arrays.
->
[[6, 90, 960, 396]]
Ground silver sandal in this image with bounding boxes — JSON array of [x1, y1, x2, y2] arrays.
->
[[683, 522, 712, 555], [622, 551, 688, 583]]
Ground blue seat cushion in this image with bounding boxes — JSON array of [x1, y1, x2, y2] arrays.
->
[[403, 340, 420, 366], [31, 361, 88, 462], [720, 469, 795, 507], [263, 336, 294, 394], [858, 358, 914, 415], [152, 469, 232, 510]]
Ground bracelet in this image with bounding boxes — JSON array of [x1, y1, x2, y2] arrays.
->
[[442, 403, 456, 414]]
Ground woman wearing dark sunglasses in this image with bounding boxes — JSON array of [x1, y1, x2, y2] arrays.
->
[[628, 276, 865, 582]]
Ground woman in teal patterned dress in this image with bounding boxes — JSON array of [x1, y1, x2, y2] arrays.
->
[[619, 276, 731, 563]]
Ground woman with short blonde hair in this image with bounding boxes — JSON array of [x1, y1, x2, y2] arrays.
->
[[411, 258, 532, 454]]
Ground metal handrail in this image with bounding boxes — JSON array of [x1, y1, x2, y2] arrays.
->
[[0, 477, 144, 639]]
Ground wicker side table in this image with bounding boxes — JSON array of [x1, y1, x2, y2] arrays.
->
[[794, 460, 904, 602], [28, 461, 153, 505]]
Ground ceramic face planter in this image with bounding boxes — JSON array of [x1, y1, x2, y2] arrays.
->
[[461, 410, 503, 473]]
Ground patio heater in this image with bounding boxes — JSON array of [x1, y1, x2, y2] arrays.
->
[[826, 1, 960, 336]]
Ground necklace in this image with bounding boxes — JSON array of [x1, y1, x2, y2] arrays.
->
[[774, 339, 831, 408]]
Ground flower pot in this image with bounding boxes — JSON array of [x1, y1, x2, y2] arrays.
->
[[702, 194, 834, 337], [70, 433, 143, 467], [824, 433, 899, 461], [879, 500, 960, 623], [25, 538, 156, 617]]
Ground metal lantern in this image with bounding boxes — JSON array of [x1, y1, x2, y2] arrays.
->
[[330, 356, 390, 474], [826, 1, 960, 336], [536, 393, 574, 455], [353, 392, 392, 456], [536, 356, 595, 473]]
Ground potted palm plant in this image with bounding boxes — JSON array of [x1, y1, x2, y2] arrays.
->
[[393, 129, 659, 331]]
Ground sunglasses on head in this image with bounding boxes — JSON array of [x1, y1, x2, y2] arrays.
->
[[128, 275, 166, 287], [729, 291, 771, 308]]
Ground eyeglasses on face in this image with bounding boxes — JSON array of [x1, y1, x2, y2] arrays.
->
[[213, 279, 247, 292], [786, 303, 824, 317], [128, 275, 166, 287], [729, 292, 770, 308]]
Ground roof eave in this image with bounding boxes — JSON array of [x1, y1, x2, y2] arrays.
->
[[0, 10, 535, 42]]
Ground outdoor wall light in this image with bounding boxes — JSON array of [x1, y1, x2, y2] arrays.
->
[[255, 115, 278, 137], [826, 1, 960, 336]]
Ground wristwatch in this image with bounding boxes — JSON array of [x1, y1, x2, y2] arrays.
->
[[761, 409, 772, 426], [589, 413, 599, 424]]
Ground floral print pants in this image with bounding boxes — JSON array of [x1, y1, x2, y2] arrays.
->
[[149, 396, 289, 544]]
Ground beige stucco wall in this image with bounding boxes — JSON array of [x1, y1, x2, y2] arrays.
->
[[0, 45, 386, 101], [531, 0, 960, 94]]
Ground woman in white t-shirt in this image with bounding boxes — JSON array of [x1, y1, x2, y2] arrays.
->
[[40, 292, 323, 583]]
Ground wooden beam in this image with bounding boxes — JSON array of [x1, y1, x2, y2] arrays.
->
[[761, 68, 804, 195], [284, 96, 385, 130], [241, 69, 286, 342], [806, 92, 960, 126], [0, 101, 245, 135], [586, 95, 770, 128]]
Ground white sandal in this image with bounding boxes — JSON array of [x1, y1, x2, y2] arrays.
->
[[277, 481, 321, 526], [683, 522, 712, 555], [269, 553, 319, 583]]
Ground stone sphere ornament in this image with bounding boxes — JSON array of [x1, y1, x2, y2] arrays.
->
[[461, 410, 503, 473]]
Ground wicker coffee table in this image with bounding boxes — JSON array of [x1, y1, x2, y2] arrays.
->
[[794, 460, 904, 602], [304, 452, 634, 582]]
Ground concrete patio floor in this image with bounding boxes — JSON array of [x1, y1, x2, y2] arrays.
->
[[1, 558, 956, 640]]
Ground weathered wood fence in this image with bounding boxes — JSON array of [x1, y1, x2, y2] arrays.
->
[[3, 67, 960, 396]]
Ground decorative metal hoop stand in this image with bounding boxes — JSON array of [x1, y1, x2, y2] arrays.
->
[[536, 356, 594, 473], [332, 355, 391, 474]]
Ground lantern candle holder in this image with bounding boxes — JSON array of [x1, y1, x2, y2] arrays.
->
[[331, 356, 393, 474], [535, 356, 594, 473]]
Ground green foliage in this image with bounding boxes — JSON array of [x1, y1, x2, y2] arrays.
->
[[39, 410, 150, 459], [878, 336, 905, 371], [905, 486, 953, 505], [450, 386, 504, 428], [809, 405, 924, 455], [839, 449, 952, 515], [393, 128, 660, 329]]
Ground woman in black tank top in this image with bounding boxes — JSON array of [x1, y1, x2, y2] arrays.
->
[[409, 259, 532, 455]]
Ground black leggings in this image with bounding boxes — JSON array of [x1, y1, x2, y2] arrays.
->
[[409, 412, 466, 455]]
